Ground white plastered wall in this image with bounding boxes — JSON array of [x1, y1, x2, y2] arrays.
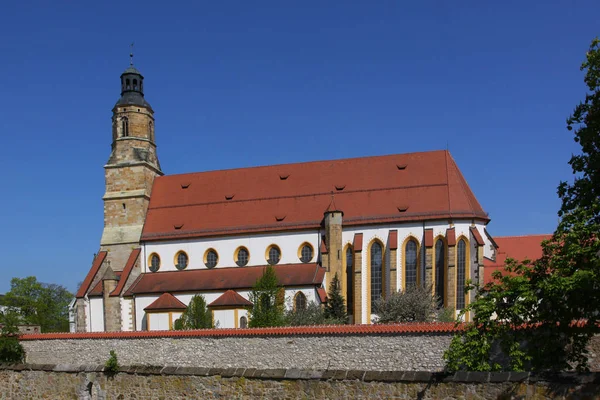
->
[[88, 297, 105, 332]]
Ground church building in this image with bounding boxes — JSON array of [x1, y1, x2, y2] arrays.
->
[[73, 62, 497, 332]]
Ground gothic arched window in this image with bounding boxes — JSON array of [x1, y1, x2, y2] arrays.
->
[[370, 241, 383, 313], [149, 121, 154, 142], [435, 239, 445, 306], [456, 239, 467, 309], [121, 117, 129, 137], [346, 245, 353, 314], [405, 239, 418, 287], [294, 292, 307, 311]]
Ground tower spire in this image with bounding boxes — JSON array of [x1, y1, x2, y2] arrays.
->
[[129, 42, 134, 66]]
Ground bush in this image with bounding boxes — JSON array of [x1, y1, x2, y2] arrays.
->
[[374, 285, 439, 323], [436, 306, 456, 323], [104, 350, 119, 375], [0, 309, 25, 363], [173, 294, 213, 330], [285, 301, 345, 326]]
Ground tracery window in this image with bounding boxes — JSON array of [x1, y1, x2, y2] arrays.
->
[[456, 239, 467, 309], [294, 292, 307, 311], [370, 241, 383, 313], [346, 246, 353, 314], [121, 117, 129, 137], [435, 239, 445, 306], [405, 239, 418, 287]]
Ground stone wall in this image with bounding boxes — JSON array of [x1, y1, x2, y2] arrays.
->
[[1, 364, 598, 400], [21, 331, 453, 371]]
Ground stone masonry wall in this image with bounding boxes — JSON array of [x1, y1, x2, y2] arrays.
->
[[1, 365, 598, 400], [22, 333, 452, 372]]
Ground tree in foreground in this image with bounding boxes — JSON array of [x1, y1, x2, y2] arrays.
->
[[445, 38, 600, 372], [248, 266, 285, 328], [173, 294, 213, 330], [0, 309, 25, 363], [323, 273, 348, 323], [3, 276, 73, 332], [374, 285, 439, 323]]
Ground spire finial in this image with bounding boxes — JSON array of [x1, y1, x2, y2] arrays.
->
[[129, 42, 134, 66]]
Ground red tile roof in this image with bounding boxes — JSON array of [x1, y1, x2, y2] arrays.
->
[[354, 233, 363, 252], [470, 227, 484, 246], [208, 290, 252, 307], [141, 151, 487, 241], [424, 229, 433, 247], [316, 287, 328, 303], [483, 234, 552, 284], [20, 322, 460, 339], [388, 230, 398, 250], [125, 263, 326, 296], [75, 251, 107, 298], [110, 248, 141, 297], [144, 293, 187, 311], [88, 272, 123, 297], [446, 228, 456, 246]]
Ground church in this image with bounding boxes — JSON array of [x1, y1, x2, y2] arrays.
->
[[73, 62, 498, 332]]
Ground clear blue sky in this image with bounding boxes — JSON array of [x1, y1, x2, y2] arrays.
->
[[0, 1, 597, 294]]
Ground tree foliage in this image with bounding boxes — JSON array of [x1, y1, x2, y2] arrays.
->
[[324, 273, 347, 323], [3, 277, 73, 333], [173, 294, 213, 330], [248, 266, 285, 328], [0, 309, 25, 363], [445, 38, 600, 372], [374, 285, 439, 324], [285, 301, 341, 326]]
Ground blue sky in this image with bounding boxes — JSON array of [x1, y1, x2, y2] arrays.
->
[[0, 1, 597, 294]]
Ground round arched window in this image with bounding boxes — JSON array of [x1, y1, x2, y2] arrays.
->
[[299, 243, 313, 263], [240, 316, 248, 328], [149, 254, 161, 272], [175, 251, 188, 270], [295, 292, 307, 311], [267, 245, 281, 265], [204, 249, 218, 269], [235, 247, 249, 267]]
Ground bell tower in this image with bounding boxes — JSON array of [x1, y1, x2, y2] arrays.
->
[[100, 56, 163, 270]]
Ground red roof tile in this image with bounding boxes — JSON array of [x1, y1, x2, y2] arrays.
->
[[208, 290, 252, 307], [110, 248, 141, 297], [388, 230, 398, 250], [88, 272, 122, 297], [125, 263, 325, 296], [144, 293, 187, 311], [446, 228, 456, 246], [470, 227, 484, 246], [483, 234, 552, 284], [20, 322, 460, 340], [75, 251, 107, 298], [320, 238, 328, 254], [316, 287, 328, 303], [424, 229, 434, 247], [353, 233, 363, 252], [141, 151, 488, 241]]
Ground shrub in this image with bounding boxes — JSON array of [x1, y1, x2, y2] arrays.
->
[[104, 350, 119, 375], [285, 301, 345, 326], [374, 285, 438, 323], [436, 306, 456, 323]]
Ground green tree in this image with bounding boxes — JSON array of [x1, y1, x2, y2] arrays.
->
[[324, 273, 347, 323], [173, 294, 213, 330], [248, 266, 285, 328], [445, 38, 600, 372], [0, 309, 25, 363], [3, 277, 73, 332], [374, 285, 438, 324]]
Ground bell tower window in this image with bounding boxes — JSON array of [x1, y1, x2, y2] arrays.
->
[[126, 79, 130, 90], [133, 79, 138, 90], [121, 117, 129, 137]]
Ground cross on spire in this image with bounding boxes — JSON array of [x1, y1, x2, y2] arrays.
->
[[129, 42, 134, 66]]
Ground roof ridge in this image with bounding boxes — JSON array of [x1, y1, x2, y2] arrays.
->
[[156, 149, 448, 180]]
